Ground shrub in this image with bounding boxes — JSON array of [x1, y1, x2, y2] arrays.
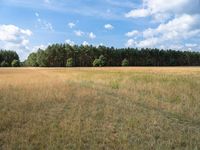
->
[[11, 59, 20, 67], [93, 55, 107, 67], [99, 55, 106, 66], [1, 61, 9, 67], [93, 59, 101, 67], [66, 58, 74, 67], [122, 59, 129, 66]]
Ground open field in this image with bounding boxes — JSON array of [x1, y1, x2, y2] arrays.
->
[[0, 67, 200, 149]]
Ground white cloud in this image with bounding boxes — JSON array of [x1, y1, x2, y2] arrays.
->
[[68, 22, 75, 28], [125, 0, 200, 19], [0, 24, 32, 42], [104, 24, 114, 30], [136, 38, 159, 48], [153, 13, 172, 23], [41, 22, 53, 31], [65, 39, 75, 46], [35, 12, 54, 31], [125, 9, 149, 18], [74, 30, 84, 37], [88, 32, 96, 39], [130, 14, 200, 48], [125, 39, 137, 47], [125, 0, 200, 50], [125, 30, 139, 37], [185, 43, 198, 47], [82, 41, 89, 46], [97, 43, 104, 47], [32, 44, 48, 52], [0, 24, 32, 45], [184, 43, 200, 51], [144, 14, 199, 46], [0, 24, 32, 60]]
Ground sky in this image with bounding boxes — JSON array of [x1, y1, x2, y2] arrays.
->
[[0, 0, 200, 60]]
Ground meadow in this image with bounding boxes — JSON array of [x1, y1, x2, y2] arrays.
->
[[0, 67, 200, 149]]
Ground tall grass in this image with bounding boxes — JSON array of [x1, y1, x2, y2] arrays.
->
[[0, 67, 200, 149]]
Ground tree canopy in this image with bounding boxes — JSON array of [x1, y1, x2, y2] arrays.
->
[[0, 50, 20, 67], [24, 44, 200, 67], [1, 44, 200, 67]]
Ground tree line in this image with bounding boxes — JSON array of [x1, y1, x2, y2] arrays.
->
[[0, 50, 20, 67], [1, 44, 200, 67], [25, 44, 200, 67]]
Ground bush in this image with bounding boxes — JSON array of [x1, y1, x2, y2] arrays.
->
[[11, 59, 20, 67], [99, 55, 106, 66], [66, 58, 74, 67], [122, 59, 129, 66], [1, 61, 9, 67], [93, 59, 101, 67], [93, 55, 107, 67]]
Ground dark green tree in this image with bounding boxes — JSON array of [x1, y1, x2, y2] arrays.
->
[[26, 53, 38, 67], [24, 44, 200, 67], [37, 49, 47, 67], [0, 50, 20, 67]]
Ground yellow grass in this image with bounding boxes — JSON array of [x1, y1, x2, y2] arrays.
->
[[0, 67, 200, 149]]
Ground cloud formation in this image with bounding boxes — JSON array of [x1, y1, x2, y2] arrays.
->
[[32, 44, 48, 51], [0, 25, 32, 42], [125, 0, 200, 19], [74, 30, 84, 37], [88, 32, 96, 39], [82, 41, 89, 46], [35, 12, 54, 31], [104, 24, 114, 30], [65, 39, 75, 46], [125, 0, 200, 50], [125, 30, 139, 37], [0, 24, 32, 60], [68, 22, 75, 28]]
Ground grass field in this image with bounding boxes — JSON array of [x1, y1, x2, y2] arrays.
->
[[0, 67, 200, 149]]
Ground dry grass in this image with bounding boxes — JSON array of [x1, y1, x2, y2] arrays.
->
[[0, 67, 200, 149]]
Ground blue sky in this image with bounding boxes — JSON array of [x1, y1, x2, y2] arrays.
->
[[0, 0, 200, 60]]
